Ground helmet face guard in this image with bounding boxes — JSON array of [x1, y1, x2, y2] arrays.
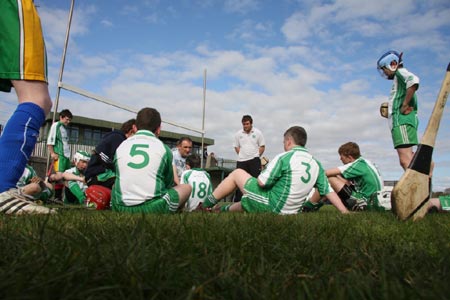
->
[[73, 151, 91, 164], [377, 50, 402, 78]]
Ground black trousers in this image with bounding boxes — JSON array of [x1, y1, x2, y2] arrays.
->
[[233, 157, 261, 202]]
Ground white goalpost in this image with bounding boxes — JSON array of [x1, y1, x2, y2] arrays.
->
[[48, 0, 208, 168]]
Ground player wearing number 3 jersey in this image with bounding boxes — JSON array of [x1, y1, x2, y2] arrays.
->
[[112, 108, 191, 213], [203, 126, 349, 214]]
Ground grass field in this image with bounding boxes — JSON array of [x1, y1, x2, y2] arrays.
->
[[0, 205, 449, 300]]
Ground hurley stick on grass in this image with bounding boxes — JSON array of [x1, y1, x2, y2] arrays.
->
[[391, 63, 450, 221]]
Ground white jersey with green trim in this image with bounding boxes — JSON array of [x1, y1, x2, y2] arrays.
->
[[47, 121, 70, 158], [387, 67, 419, 130], [64, 167, 88, 193], [259, 146, 331, 215], [180, 168, 212, 211], [112, 130, 174, 206], [16, 165, 37, 188]]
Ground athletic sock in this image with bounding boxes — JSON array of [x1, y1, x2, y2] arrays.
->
[[0, 103, 45, 192], [220, 204, 231, 212], [203, 194, 218, 208]]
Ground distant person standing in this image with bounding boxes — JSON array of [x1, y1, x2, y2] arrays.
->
[[47, 109, 73, 200], [172, 137, 193, 185], [47, 109, 73, 172], [233, 115, 265, 202], [0, 0, 55, 214]]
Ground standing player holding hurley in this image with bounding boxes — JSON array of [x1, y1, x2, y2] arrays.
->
[[0, 0, 55, 214], [377, 50, 420, 171]]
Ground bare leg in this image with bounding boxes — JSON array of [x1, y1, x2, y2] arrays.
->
[[13, 80, 52, 114], [174, 184, 192, 209], [212, 169, 252, 200], [396, 147, 414, 170], [228, 202, 244, 212]]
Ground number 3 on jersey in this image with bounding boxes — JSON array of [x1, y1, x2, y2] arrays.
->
[[127, 144, 150, 169]]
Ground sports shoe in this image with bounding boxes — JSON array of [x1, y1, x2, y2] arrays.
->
[[0, 189, 57, 215]]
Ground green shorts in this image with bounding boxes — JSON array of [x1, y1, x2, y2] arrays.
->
[[113, 189, 180, 214], [240, 177, 272, 213], [54, 156, 71, 172], [392, 124, 418, 148], [439, 195, 450, 211]]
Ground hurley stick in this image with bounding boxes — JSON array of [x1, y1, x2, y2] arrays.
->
[[391, 63, 450, 221]]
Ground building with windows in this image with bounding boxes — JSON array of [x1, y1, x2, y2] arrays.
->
[[32, 115, 214, 159], [29, 115, 235, 195]]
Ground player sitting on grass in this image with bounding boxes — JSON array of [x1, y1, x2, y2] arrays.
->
[[16, 164, 54, 203], [307, 142, 384, 212], [180, 154, 213, 211], [203, 126, 349, 214], [63, 151, 90, 205]]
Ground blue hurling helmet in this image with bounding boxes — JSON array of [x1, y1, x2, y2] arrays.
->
[[377, 50, 402, 78]]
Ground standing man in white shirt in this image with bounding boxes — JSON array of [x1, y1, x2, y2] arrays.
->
[[233, 115, 265, 202]]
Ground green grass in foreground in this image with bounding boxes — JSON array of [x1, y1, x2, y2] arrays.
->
[[0, 206, 449, 300]]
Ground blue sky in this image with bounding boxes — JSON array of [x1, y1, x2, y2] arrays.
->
[[1, 0, 450, 191]]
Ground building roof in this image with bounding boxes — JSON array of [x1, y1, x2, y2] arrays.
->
[[45, 114, 214, 146]]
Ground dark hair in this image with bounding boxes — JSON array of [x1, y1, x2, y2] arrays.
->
[[338, 142, 361, 158], [186, 154, 201, 168], [284, 126, 307, 147], [121, 119, 136, 134], [136, 108, 161, 133], [177, 137, 193, 146], [59, 109, 73, 119], [241, 115, 253, 124]]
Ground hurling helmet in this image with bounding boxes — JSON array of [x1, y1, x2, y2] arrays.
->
[[377, 50, 402, 77], [73, 150, 91, 163], [85, 185, 111, 210]]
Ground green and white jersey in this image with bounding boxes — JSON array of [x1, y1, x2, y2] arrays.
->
[[388, 67, 419, 129], [47, 121, 70, 158], [260, 146, 331, 215], [180, 168, 212, 211], [64, 167, 88, 202], [17, 164, 53, 201], [338, 157, 383, 199], [112, 130, 174, 206], [16, 164, 37, 188]]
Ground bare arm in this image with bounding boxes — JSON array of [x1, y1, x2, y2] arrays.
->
[[326, 167, 342, 177], [259, 145, 265, 156], [234, 147, 240, 155], [47, 145, 58, 161], [401, 84, 418, 114], [326, 191, 350, 214], [173, 165, 180, 185]]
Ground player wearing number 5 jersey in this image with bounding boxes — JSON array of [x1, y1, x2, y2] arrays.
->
[[112, 108, 191, 213], [203, 126, 349, 214], [180, 154, 212, 211]]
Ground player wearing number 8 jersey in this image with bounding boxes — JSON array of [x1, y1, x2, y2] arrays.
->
[[112, 108, 191, 213], [204, 126, 349, 214]]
